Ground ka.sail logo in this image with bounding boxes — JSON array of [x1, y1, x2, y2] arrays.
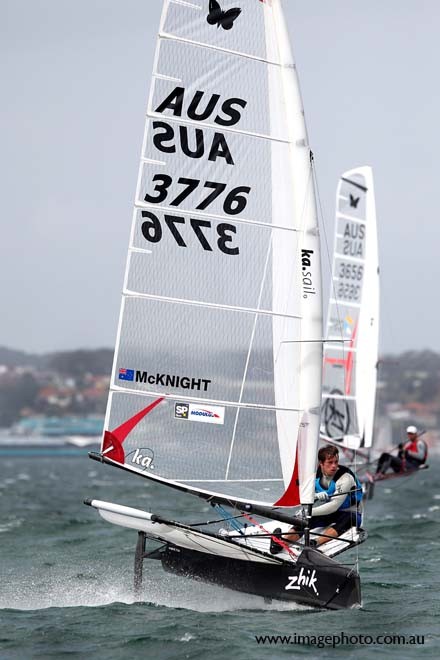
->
[[126, 448, 154, 470], [118, 368, 134, 382], [301, 249, 316, 299]]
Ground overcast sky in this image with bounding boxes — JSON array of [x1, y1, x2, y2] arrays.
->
[[2, 0, 439, 356]]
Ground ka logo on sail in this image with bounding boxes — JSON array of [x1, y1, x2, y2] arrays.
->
[[128, 448, 154, 470]]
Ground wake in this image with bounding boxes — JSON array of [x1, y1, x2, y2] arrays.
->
[[1, 567, 307, 612]]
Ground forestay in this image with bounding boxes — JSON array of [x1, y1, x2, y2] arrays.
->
[[321, 167, 379, 449], [101, 0, 323, 507]]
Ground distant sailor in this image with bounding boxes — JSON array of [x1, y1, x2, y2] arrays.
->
[[375, 425, 428, 476], [270, 445, 363, 554]]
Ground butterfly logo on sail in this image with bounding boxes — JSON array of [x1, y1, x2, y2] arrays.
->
[[207, 0, 241, 30], [349, 194, 360, 208]]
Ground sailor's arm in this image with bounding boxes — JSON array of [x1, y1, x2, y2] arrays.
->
[[311, 473, 355, 516], [406, 440, 425, 461]]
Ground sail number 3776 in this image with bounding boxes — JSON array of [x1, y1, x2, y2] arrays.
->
[[142, 175, 248, 255]]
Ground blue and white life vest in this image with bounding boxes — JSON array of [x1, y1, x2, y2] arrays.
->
[[315, 465, 362, 510]]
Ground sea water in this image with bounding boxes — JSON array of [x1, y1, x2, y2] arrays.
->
[[0, 451, 439, 659]]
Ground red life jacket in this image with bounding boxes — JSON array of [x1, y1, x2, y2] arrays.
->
[[405, 438, 427, 464]]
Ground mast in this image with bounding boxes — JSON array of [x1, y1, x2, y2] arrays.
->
[[271, 1, 323, 505]]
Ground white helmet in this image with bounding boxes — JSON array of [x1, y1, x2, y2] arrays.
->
[[406, 425, 418, 434]]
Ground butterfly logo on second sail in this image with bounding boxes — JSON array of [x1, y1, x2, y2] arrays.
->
[[349, 194, 360, 208], [207, 0, 241, 30]]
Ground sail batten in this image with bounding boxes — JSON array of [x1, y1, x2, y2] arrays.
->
[[133, 200, 304, 232], [329, 298, 362, 308], [108, 385, 304, 413], [146, 111, 291, 143], [159, 32, 283, 66], [336, 213, 368, 224], [122, 289, 303, 320], [340, 177, 368, 192], [171, 1, 202, 10], [332, 254, 365, 263]]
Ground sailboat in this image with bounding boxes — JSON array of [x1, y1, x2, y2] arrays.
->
[[319, 170, 429, 494], [365, 425, 429, 491], [85, 0, 366, 609], [320, 167, 379, 466]]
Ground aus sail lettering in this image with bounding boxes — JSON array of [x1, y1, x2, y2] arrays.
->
[[153, 121, 234, 165], [342, 221, 365, 258], [152, 87, 247, 166], [147, 85, 251, 259], [301, 249, 316, 299], [285, 568, 319, 595], [155, 87, 247, 128]]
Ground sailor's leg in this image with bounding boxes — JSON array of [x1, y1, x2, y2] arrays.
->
[[282, 514, 308, 542], [389, 456, 403, 473], [270, 517, 303, 553], [315, 527, 339, 546], [283, 530, 301, 543], [313, 511, 352, 546], [376, 452, 392, 473]]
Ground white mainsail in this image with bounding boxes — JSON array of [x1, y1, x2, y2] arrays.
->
[[101, 0, 323, 508], [321, 167, 379, 450]]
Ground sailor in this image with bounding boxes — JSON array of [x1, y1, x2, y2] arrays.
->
[[375, 425, 428, 475], [270, 445, 362, 553]]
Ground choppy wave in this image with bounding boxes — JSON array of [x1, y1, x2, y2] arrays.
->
[[1, 454, 439, 659]]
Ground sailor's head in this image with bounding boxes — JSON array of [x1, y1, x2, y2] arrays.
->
[[318, 445, 339, 477], [406, 425, 418, 437]]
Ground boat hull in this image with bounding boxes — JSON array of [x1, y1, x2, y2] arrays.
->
[[159, 544, 361, 610]]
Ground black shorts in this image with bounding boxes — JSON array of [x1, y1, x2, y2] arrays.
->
[[291, 510, 360, 535]]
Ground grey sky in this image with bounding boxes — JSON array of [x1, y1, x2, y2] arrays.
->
[[2, 0, 438, 355]]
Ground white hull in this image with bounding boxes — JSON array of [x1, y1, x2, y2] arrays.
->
[[87, 499, 365, 563]]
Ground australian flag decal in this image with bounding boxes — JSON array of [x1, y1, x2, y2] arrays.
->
[[119, 368, 135, 381]]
